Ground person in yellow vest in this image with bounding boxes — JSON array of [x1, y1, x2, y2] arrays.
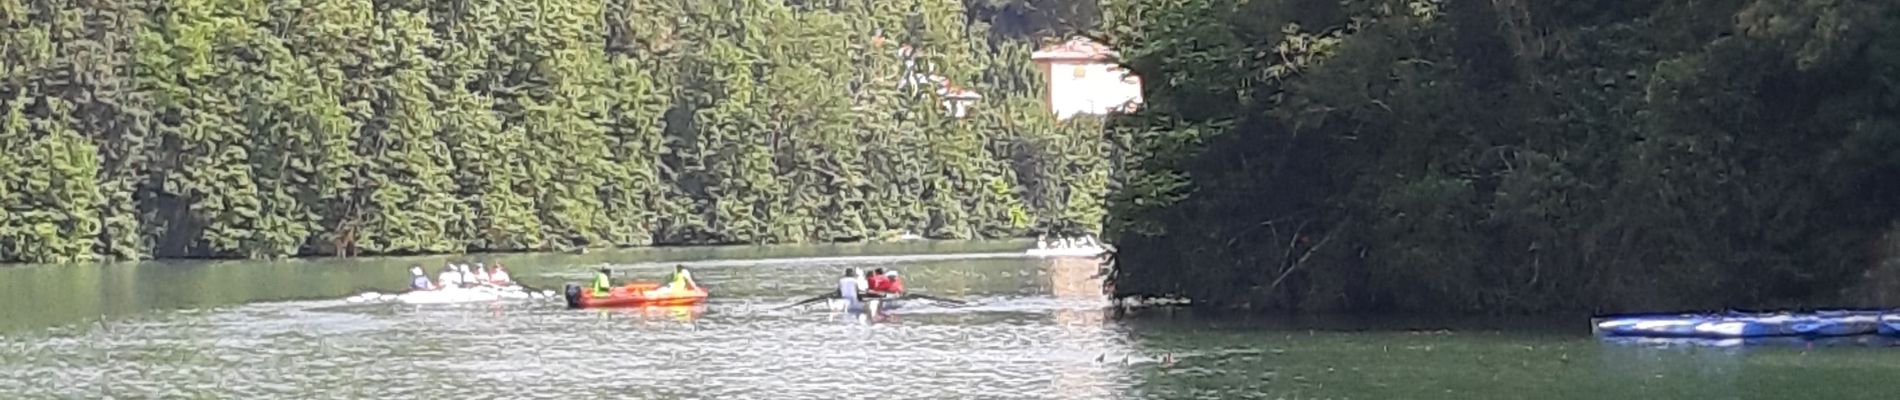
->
[[590, 268, 614, 296], [659, 265, 697, 292]]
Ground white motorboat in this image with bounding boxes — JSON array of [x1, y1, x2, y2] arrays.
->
[[1024, 246, 1107, 258], [1026, 235, 1108, 258]]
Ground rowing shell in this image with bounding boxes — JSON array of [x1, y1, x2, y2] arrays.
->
[[826, 296, 908, 313], [346, 286, 554, 305]]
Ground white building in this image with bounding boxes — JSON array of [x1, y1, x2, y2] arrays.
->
[[1032, 37, 1143, 120]]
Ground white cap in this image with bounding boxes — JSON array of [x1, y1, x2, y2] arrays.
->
[[885, 271, 898, 277]]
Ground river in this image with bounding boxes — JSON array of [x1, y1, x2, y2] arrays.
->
[[2, 241, 1898, 399]]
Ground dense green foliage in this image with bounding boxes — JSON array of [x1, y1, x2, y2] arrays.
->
[[1103, 0, 1900, 313], [0, 0, 1110, 262]]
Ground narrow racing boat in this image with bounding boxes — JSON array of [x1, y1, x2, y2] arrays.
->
[[346, 285, 548, 305], [564, 282, 709, 309], [396, 286, 532, 304], [828, 295, 907, 313]]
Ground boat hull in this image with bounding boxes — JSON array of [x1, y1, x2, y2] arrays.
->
[[565, 283, 709, 309], [829, 296, 907, 313], [1594, 310, 1883, 339], [347, 286, 540, 304], [1025, 247, 1105, 258]]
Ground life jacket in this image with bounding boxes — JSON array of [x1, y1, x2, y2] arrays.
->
[[490, 269, 512, 285], [866, 274, 891, 292], [884, 277, 904, 293], [667, 270, 692, 289], [591, 273, 612, 295], [410, 275, 433, 290]]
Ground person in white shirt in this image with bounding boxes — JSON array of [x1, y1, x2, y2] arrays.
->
[[472, 264, 492, 286], [437, 265, 464, 289], [851, 268, 869, 295], [838, 268, 863, 311], [463, 264, 480, 287], [489, 263, 513, 285]]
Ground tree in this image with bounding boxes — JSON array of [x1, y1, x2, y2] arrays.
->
[[1102, 0, 1900, 314], [0, 0, 1116, 262]]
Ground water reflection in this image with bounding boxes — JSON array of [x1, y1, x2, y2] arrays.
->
[[0, 241, 1030, 333], [1044, 257, 1123, 399], [12, 245, 1900, 398], [589, 305, 707, 323], [0, 246, 1152, 399]]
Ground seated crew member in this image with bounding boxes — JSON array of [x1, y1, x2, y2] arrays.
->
[[883, 271, 904, 294], [409, 266, 434, 290], [590, 268, 614, 296], [437, 265, 464, 289], [489, 263, 513, 285]]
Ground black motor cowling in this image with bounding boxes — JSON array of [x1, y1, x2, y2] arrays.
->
[[563, 283, 583, 309]]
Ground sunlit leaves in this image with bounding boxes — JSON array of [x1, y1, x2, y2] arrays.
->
[[0, 0, 1116, 262]]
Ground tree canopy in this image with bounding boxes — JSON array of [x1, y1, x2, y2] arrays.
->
[[0, 0, 1113, 262], [1102, 0, 1900, 314]]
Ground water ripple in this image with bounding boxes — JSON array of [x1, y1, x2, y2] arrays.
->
[[0, 293, 1135, 399]]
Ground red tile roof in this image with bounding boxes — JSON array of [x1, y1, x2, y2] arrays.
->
[[1032, 37, 1118, 62]]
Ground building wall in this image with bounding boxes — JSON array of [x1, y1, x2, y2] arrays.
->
[[1042, 61, 1143, 120]]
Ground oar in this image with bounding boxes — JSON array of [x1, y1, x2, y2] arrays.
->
[[512, 281, 550, 298], [906, 293, 971, 307], [772, 292, 840, 310]]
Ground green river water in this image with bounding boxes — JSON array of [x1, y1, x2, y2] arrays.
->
[[2, 241, 1898, 399]]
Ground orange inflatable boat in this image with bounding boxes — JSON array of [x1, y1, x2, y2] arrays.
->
[[563, 281, 708, 308]]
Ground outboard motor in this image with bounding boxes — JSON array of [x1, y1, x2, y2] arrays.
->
[[564, 283, 583, 309]]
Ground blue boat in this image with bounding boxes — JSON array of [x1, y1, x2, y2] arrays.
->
[[1790, 311, 1880, 336], [1879, 314, 1900, 336], [1601, 334, 1900, 348], [1594, 310, 1884, 339]]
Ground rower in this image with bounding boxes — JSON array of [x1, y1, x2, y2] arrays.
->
[[851, 268, 869, 295], [883, 271, 904, 294], [437, 265, 464, 289], [590, 268, 613, 296], [458, 264, 478, 288], [865, 268, 891, 295], [472, 263, 492, 286], [409, 266, 434, 290], [489, 263, 512, 285], [661, 265, 697, 291], [838, 268, 863, 311]]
